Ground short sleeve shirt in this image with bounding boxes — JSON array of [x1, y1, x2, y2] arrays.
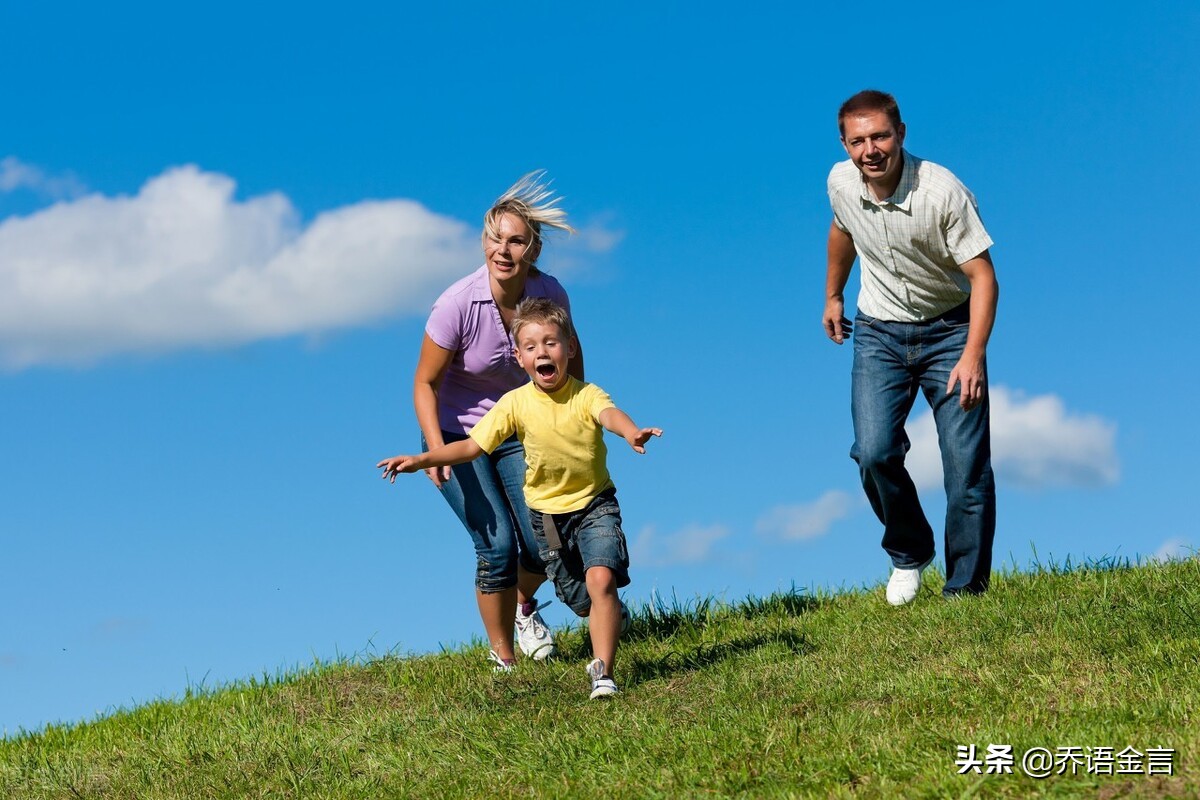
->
[[425, 265, 571, 433], [828, 151, 993, 321], [468, 378, 616, 514]]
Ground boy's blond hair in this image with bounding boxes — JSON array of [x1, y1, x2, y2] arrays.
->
[[511, 297, 575, 343]]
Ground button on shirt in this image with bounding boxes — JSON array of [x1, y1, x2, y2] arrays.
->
[[828, 150, 993, 322]]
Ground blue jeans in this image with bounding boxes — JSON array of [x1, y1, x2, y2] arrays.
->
[[426, 431, 546, 593], [850, 303, 996, 595]]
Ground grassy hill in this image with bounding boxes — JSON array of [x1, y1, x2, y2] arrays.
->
[[2, 559, 1197, 799]]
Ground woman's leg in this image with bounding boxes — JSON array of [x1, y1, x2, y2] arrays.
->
[[427, 432, 522, 661], [475, 587, 519, 662]]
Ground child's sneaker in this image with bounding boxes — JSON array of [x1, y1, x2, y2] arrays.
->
[[488, 650, 516, 673], [586, 658, 619, 699], [515, 600, 556, 660]]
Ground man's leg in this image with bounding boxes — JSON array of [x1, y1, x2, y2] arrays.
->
[[921, 319, 997, 595], [851, 314, 936, 568]]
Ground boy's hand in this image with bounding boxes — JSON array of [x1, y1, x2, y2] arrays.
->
[[376, 455, 422, 483], [626, 427, 663, 454]]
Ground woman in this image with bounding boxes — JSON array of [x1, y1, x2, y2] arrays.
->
[[413, 172, 582, 670]]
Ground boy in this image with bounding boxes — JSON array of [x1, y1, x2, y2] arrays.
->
[[378, 297, 661, 699]]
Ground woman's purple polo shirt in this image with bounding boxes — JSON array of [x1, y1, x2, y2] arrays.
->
[[425, 264, 571, 435]]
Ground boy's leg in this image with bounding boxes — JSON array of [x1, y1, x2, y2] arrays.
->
[[585, 566, 620, 672], [573, 489, 631, 681], [516, 565, 547, 608], [532, 511, 592, 617]]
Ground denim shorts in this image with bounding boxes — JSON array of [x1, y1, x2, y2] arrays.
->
[[531, 487, 631, 616]]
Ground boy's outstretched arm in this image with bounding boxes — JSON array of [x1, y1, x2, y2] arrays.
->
[[598, 407, 662, 454], [376, 438, 484, 483]]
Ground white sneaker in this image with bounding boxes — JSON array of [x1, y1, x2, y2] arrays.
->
[[586, 658, 619, 699], [515, 600, 556, 660], [488, 650, 516, 673], [886, 557, 933, 606]]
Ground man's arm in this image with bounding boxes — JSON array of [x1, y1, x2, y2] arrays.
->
[[598, 407, 662, 454], [947, 250, 999, 411], [824, 221, 857, 344], [377, 438, 484, 483]]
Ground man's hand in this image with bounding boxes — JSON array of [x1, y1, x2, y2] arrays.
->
[[626, 427, 663, 454], [947, 352, 987, 411], [823, 296, 853, 344]]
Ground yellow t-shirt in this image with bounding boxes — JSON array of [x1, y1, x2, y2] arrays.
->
[[468, 377, 615, 514]]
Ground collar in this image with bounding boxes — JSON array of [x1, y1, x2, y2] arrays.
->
[[536, 374, 579, 400], [468, 263, 543, 303], [859, 149, 917, 211], [469, 264, 493, 303]]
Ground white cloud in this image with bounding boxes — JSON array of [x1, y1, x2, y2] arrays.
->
[[0, 156, 86, 199], [905, 386, 1119, 492], [1152, 537, 1193, 562], [0, 164, 482, 368], [755, 490, 855, 541], [571, 214, 625, 254], [630, 523, 730, 567]]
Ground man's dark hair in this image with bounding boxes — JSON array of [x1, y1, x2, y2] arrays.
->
[[838, 90, 902, 137]]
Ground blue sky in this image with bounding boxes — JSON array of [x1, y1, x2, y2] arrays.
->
[[2, 2, 1197, 734]]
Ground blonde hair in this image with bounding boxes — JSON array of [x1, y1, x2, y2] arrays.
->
[[484, 171, 576, 263], [510, 296, 575, 343]]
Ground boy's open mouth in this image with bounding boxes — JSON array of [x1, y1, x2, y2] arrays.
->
[[536, 363, 557, 379]]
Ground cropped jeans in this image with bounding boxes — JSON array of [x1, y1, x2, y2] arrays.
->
[[425, 431, 545, 593], [850, 302, 996, 595]]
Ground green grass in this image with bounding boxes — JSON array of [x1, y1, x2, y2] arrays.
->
[[2, 559, 1197, 798]]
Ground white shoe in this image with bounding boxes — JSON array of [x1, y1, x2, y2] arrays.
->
[[488, 650, 516, 673], [586, 658, 619, 699], [886, 557, 933, 606], [515, 600, 556, 660]]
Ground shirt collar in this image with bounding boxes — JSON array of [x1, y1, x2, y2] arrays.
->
[[469, 263, 543, 303], [469, 264, 494, 302], [859, 149, 917, 211]]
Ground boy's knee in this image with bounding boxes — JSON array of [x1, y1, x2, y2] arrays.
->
[[585, 565, 617, 595]]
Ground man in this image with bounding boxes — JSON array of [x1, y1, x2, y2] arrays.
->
[[824, 89, 998, 605]]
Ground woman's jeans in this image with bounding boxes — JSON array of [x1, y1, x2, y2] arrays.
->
[[850, 303, 996, 595], [425, 431, 546, 593]]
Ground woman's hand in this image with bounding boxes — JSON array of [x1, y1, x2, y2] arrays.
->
[[425, 465, 452, 488]]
